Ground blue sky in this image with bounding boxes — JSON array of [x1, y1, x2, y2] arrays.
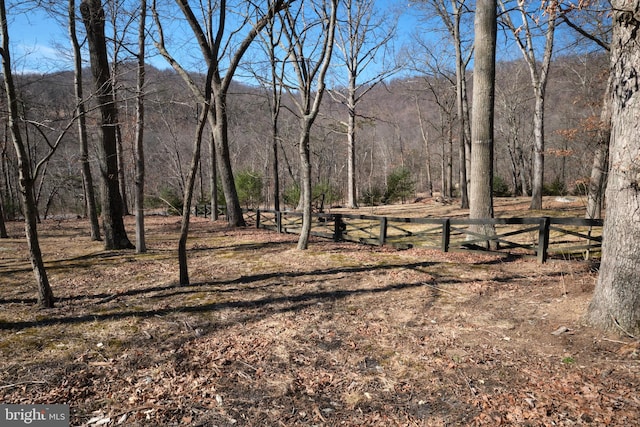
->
[[6, 1, 423, 75]]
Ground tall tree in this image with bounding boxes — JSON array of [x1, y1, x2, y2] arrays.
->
[[153, 0, 290, 227], [468, 0, 496, 246], [499, 0, 558, 210], [280, 0, 338, 250], [253, 4, 287, 211], [330, 0, 398, 209], [69, 0, 101, 241], [0, 0, 54, 307], [557, 1, 612, 219], [107, 0, 134, 217], [81, 0, 134, 250], [134, 0, 147, 253], [414, 0, 473, 207], [587, 0, 640, 336]]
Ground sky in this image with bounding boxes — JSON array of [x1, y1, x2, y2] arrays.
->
[[5, 0, 424, 75], [9, 7, 69, 73], [4, 1, 591, 77]]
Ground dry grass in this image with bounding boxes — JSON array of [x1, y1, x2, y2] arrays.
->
[[0, 198, 638, 426]]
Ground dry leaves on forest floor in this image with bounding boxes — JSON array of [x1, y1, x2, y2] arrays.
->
[[0, 207, 638, 426]]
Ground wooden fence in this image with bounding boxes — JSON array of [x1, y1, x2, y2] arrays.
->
[[247, 209, 603, 263]]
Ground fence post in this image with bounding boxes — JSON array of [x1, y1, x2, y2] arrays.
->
[[442, 218, 451, 252], [538, 217, 550, 264], [276, 211, 283, 233], [256, 209, 261, 229], [379, 217, 388, 245], [333, 214, 343, 242]]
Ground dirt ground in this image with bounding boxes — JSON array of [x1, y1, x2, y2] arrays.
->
[[0, 198, 638, 426]]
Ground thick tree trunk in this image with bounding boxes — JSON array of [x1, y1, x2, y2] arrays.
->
[[80, 0, 133, 250], [468, 0, 496, 248], [0, 0, 54, 307], [587, 2, 640, 335], [209, 91, 245, 227]]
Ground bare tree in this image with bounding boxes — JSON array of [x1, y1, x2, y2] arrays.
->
[[81, 0, 134, 250], [413, 0, 473, 207], [69, 0, 101, 241], [587, 0, 640, 336], [0, 0, 54, 307], [134, 0, 147, 253], [495, 62, 532, 196], [469, 0, 496, 247], [152, 0, 290, 228], [557, 1, 611, 219], [499, 0, 558, 210], [330, 0, 398, 208], [414, 95, 434, 197], [279, 0, 338, 250], [252, 4, 287, 211]]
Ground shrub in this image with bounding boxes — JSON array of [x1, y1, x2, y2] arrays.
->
[[493, 175, 512, 197], [384, 167, 415, 204], [360, 186, 385, 206], [543, 177, 567, 196], [235, 170, 264, 209], [283, 184, 300, 208], [155, 186, 183, 215], [313, 181, 342, 209]]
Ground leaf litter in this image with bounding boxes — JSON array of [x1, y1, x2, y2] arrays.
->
[[0, 202, 638, 426]]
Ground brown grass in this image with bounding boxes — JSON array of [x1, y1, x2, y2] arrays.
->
[[0, 198, 638, 426]]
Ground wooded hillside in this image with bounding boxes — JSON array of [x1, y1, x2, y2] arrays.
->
[[0, 53, 606, 219]]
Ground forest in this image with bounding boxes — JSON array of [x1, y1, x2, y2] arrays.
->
[[1, 53, 607, 219], [6, 1, 640, 425], [0, 1, 609, 223]]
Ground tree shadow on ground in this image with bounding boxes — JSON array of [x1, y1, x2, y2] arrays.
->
[[0, 258, 481, 331]]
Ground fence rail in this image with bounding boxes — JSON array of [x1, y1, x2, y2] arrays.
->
[[252, 209, 603, 263]]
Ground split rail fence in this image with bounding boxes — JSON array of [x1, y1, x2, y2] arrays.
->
[[246, 209, 603, 263]]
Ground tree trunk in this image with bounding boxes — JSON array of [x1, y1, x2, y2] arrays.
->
[[0, 0, 54, 307], [69, 0, 101, 241], [209, 90, 246, 227], [134, 0, 147, 253], [209, 133, 219, 221], [415, 98, 433, 197], [453, 6, 470, 208], [297, 125, 313, 250], [80, 0, 133, 250], [0, 198, 7, 238], [271, 122, 280, 212], [586, 73, 612, 220], [587, 2, 640, 335], [178, 101, 210, 285], [346, 75, 358, 208], [529, 93, 545, 209], [468, 0, 496, 248]]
